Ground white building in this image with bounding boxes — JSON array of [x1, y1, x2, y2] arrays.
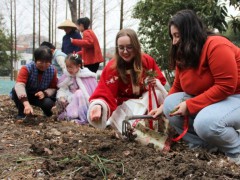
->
[[16, 53, 33, 71]]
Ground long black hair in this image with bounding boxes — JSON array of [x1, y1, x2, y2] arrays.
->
[[168, 9, 208, 70]]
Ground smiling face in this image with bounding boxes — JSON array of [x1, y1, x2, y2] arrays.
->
[[170, 25, 180, 45], [117, 35, 135, 63]]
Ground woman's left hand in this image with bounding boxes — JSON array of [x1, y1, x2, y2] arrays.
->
[[35, 91, 45, 100], [170, 101, 189, 116], [147, 77, 156, 86]]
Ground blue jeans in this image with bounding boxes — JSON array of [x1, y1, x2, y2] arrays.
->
[[163, 92, 240, 156]]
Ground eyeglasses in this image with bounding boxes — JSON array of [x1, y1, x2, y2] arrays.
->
[[117, 45, 134, 52]]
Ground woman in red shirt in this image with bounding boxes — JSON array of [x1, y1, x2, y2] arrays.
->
[[150, 9, 240, 165]]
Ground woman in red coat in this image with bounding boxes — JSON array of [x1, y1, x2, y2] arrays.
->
[[71, 17, 103, 73], [87, 29, 168, 134]]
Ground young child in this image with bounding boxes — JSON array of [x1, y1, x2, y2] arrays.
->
[[11, 46, 58, 119], [71, 17, 103, 73], [56, 53, 97, 124]]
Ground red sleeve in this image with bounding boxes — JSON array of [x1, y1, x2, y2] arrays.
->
[[72, 31, 94, 48], [77, 51, 83, 56], [16, 66, 29, 84], [49, 69, 58, 88], [187, 44, 237, 114], [89, 60, 118, 114]]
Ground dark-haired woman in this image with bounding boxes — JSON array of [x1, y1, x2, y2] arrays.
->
[[56, 53, 97, 124], [71, 17, 103, 73], [12, 46, 58, 118], [149, 9, 240, 165]]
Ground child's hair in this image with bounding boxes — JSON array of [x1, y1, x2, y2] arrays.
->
[[40, 41, 56, 50], [66, 53, 83, 69], [76, 17, 90, 30], [34, 46, 53, 62]]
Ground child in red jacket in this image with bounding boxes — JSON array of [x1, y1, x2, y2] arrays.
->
[[71, 17, 103, 73]]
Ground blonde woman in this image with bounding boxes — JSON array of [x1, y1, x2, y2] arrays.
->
[[88, 29, 167, 133]]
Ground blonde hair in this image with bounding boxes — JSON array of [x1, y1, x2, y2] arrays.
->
[[114, 29, 142, 85]]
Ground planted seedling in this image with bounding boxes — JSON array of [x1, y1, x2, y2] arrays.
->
[[169, 97, 187, 116], [169, 107, 179, 115]]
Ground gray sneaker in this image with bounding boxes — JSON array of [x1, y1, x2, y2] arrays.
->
[[227, 154, 240, 165]]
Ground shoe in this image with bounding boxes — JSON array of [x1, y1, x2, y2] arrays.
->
[[188, 143, 202, 149], [16, 114, 26, 119], [227, 154, 240, 165], [188, 143, 218, 153]]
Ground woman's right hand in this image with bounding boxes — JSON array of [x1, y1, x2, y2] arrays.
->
[[148, 104, 163, 118], [23, 101, 33, 115], [90, 105, 102, 121]]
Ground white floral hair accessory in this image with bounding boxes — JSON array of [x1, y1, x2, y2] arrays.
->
[[72, 51, 79, 59]]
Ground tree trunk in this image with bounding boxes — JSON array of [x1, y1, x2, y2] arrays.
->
[[10, 0, 13, 80], [38, 0, 40, 46], [55, 0, 57, 46], [120, 0, 124, 30], [90, 0, 92, 28], [33, 0, 36, 60], [67, 0, 77, 23], [103, 0, 106, 66], [52, 0, 54, 43], [14, 0, 17, 73], [49, 0, 51, 42], [66, 0, 68, 19], [78, 0, 81, 18]]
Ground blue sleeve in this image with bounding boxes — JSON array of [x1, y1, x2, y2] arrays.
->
[[72, 32, 82, 40]]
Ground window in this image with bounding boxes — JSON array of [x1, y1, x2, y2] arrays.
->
[[21, 60, 26, 65]]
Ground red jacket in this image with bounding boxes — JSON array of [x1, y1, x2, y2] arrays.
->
[[89, 53, 166, 115], [169, 36, 240, 114], [72, 29, 104, 65]]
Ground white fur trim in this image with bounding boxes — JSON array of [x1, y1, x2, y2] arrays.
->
[[63, 68, 97, 79], [57, 76, 71, 88], [87, 99, 109, 129], [57, 69, 96, 101], [78, 68, 97, 78], [155, 79, 168, 98], [76, 76, 90, 100]]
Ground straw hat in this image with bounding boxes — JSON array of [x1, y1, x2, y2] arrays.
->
[[58, 19, 77, 30]]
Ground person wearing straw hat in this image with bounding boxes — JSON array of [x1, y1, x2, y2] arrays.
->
[[58, 19, 82, 55]]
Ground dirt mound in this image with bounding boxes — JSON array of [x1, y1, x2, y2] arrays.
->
[[0, 95, 239, 179]]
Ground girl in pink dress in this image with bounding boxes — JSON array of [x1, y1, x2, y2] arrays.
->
[[56, 53, 97, 124]]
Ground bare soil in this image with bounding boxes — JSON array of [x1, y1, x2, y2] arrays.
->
[[0, 95, 240, 179]]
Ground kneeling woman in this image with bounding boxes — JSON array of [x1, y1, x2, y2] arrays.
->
[[88, 29, 167, 133]]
